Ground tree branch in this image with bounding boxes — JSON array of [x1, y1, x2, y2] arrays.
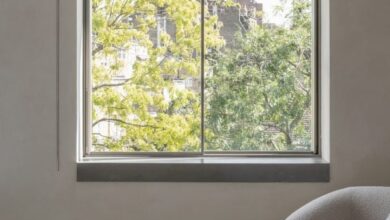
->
[[92, 118, 162, 129], [108, 0, 131, 27], [92, 55, 169, 92], [93, 78, 132, 92], [93, 132, 114, 139], [93, 143, 141, 151]]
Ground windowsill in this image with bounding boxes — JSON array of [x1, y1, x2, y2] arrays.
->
[[77, 157, 329, 182]]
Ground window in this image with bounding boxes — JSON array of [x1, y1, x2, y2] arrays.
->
[[84, 0, 319, 157]]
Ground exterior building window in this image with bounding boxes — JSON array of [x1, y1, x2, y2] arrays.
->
[[118, 49, 126, 60], [156, 12, 167, 47], [84, 0, 319, 156]]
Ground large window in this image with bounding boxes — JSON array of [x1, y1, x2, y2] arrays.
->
[[84, 0, 319, 156]]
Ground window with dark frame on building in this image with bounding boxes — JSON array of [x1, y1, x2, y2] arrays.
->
[[85, 0, 319, 156]]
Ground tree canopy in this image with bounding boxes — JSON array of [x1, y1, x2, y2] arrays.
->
[[206, 0, 313, 151], [91, 0, 314, 152]]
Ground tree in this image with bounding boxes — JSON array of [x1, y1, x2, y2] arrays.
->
[[90, 0, 313, 152], [91, 0, 228, 152], [205, 0, 313, 151]]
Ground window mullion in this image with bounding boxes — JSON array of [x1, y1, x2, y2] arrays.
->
[[200, 0, 205, 156]]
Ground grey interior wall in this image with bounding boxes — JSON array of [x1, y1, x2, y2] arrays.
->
[[0, 0, 390, 220]]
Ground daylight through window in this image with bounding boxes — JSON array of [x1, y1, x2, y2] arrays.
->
[[86, 0, 318, 154]]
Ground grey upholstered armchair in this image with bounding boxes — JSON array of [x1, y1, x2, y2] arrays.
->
[[286, 187, 390, 220]]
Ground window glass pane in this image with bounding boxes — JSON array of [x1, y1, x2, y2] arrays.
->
[[89, 0, 316, 154], [91, 0, 202, 152], [205, 0, 315, 152]]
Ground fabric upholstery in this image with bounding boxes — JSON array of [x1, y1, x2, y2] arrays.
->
[[286, 187, 390, 220]]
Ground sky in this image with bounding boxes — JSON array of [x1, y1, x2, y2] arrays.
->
[[256, 0, 291, 26]]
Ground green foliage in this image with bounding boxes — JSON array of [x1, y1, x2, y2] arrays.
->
[[91, 0, 313, 152], [205, 0, 313, 151], [91, 0, 227, 152]]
